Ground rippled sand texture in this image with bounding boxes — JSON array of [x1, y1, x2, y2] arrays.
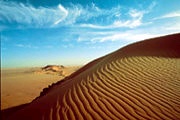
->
[[4, 33, 180, 120]]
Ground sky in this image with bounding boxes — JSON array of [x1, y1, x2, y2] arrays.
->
[[1, 0, 180, 68]]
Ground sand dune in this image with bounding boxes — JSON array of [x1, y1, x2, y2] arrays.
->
[[2, 33, 180, 120]]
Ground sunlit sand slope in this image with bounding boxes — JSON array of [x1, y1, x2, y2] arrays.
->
[[6, 33, 180, 120]]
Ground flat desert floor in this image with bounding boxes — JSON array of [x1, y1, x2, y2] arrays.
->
[[1, 66, 80, 110]]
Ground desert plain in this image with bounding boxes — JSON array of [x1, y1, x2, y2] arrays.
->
[[1, 66, 80, 110]]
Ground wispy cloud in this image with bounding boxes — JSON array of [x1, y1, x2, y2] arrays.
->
[[165, 23, 180, 31], [79, 2, 156, 29], [79, 8, 148, 29], [1, 0, 179, 44], [153, 11, 180, 20], [0, 1, 149, 29], [79, 18, 143, 29], [53, 5, 68, 25], [77, 30, 164, 43], [15, 44, 38, 49], [76, 22, 179, 43], [0, 2, 85, 28], [62, 43, 74, 48], [0, 1, 73, 28]]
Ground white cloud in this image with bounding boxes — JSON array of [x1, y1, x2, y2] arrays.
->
[[91, 32, 162, 43], [76, 27, 176, 43], [0, 1, 76, 28], [15, 44, 26, 47], [166, 25, 180, 31], [44, 45, 53, 48], [0, 1, 147, 29], [153, 11, 180, 20], [53, 5, 68, 25], [15, 44, 38, 49], [129, 9, 143, 18], [80, 8, 149, 29], [62, 43, 74, 48], [80, 18, 142, 29]]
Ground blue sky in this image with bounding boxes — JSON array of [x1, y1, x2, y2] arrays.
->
[[1, 0, 180, 68]]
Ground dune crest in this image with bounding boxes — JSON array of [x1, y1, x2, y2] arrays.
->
[[3, 33, 180, 120]]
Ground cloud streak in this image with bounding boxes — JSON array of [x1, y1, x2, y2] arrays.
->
[[79, 8, 147, 29], [77, 30, 164, 43], [0, 1, 148, 29], [0, 1, 69, 28], [15, 44, 38, 49], [53, 5, 68, 25], [153, 11, 180, 20]]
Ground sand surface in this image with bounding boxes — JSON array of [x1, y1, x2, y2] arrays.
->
[[1, 66, 80, 110], [1, 33, 180, 120]]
